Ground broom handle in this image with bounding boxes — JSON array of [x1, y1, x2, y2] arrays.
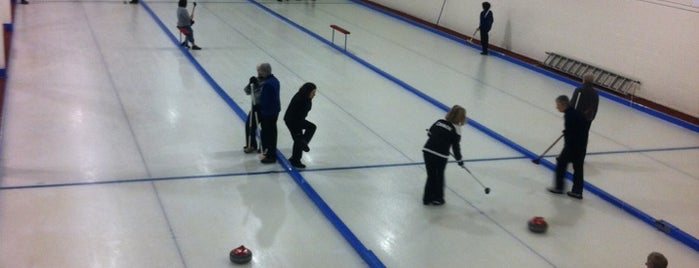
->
[[191, 2, 197, 20]]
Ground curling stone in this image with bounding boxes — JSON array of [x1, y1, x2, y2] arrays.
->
[[230, 245, 253, 264], [528, 216, 548, 234]]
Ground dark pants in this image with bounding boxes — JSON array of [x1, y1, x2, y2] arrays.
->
[[245, 105, 260, 149], [285, 119, 316, 162], [553, 146, 585, 194], [480, 30, 489, 54], [423, 152, 447, 203], [583, 121, 592, 147], [260, 113, 279, 159]]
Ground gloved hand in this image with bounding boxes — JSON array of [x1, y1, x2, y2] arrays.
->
[[457, 160, 464, 167], [249, 76, 258, 86]]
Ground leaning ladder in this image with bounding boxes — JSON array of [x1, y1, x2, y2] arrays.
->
[[543, 52, 641, 99]]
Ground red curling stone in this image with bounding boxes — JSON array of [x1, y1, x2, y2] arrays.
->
[[230, 245, 253, 264], [528, 216, 548, 234]]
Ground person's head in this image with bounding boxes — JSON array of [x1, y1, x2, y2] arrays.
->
[[257, 63, 272, 78], [299, 82, 317, 99], [645, 252, 668, 268], [445, 105, 467, 126], [482, 2, 491, 10], [582, 73, 595, 84], [556, 95, 570, 112], [178, 0, 187, 8]]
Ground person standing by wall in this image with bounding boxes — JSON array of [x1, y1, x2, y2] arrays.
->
[[476, 2, 494, 55], [177, 0, 201, 50], [284, 82, 317, 168], [548, 95, 587, 199], [422, 105, 467, 206], [258, 63, 281, 164]]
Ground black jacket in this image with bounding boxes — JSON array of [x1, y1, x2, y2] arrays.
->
[[563, 107, 587, 152], [571, 82, 599, 122], [423, 119, 462, 160], [479, 10, 494, 32], [283, 86, 314, 123]]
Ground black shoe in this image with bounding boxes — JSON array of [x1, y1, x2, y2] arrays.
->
[[302, 141, 310, 152], [547, 187, 564, 194], [288, 159, 306, 169], [191, 45, 201, 50], [129, 0, 138, 4], [567, 191, 583, 199], [20, 0, 29, 4], [261, 157, 276, 164], [180, 41, 189, 48], [480, 52, 488, 55]]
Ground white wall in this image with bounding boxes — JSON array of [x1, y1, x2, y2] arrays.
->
[[368, 0, 699, 118]]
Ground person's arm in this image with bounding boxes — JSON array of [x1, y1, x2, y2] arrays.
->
[[451, 130, 463, 164]]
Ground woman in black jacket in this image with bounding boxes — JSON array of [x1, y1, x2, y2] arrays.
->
[[422, 105, 467, 205], [284, 83, 317, 168]]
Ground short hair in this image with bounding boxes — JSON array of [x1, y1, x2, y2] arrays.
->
[[445, 105, 467, 126], [258, 63, 272, 77], [482, 2, 491, 10], [178, 0, 186, 7], [582, 73, 595, 83], [556, 95, 570, 106], [646, 252, 668, 268]]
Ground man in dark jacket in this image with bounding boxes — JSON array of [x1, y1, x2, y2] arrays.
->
[[548, 95, 588, 199], [477, 2, 494, 55], [284, 83, 317, 168], [258, 63, 281, 164], [570, 73, 599, 149]]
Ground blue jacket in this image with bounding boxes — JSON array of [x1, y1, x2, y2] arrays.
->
[[259, 75, 281, 116]]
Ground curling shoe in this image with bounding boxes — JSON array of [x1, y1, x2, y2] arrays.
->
[[566, 191, 583, 199], [288, 158, 306, 169], [260, 157, 276, 164], [547, 187, 564, 194]]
